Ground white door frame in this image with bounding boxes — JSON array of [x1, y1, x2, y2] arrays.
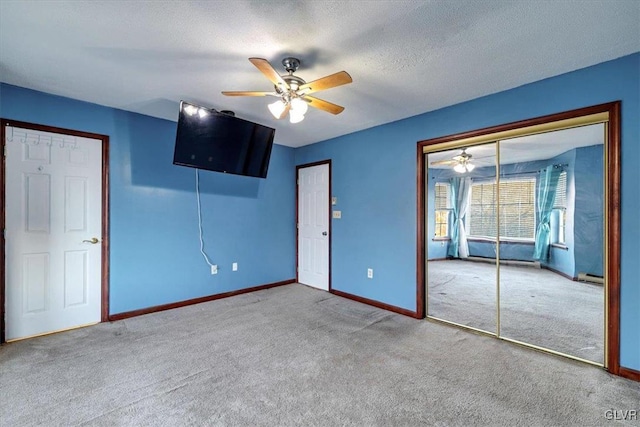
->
[[0, 119, 110, 343], [296, 160, 331, 291]]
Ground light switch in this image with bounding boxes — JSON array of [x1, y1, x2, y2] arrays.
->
[[332, 197, 337, 205], [333, 210, 342, 219]]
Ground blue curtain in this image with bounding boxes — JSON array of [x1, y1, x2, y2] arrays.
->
[[533, 166, 562, 261], [447, 177, 471, 258]]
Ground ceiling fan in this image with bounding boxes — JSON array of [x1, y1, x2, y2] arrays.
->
[[222, 57, 352, 123], [430, 149, 476, 173]]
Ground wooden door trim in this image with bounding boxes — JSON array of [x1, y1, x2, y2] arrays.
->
[[0, 119, 110, 343], [416, 102, 625, 378], [295, 160, 332, 291]]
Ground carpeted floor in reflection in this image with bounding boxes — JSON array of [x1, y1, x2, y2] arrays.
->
[[427, 259, 604, 363]]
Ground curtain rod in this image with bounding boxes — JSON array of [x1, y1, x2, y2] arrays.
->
[[537, 163, 568, 173]]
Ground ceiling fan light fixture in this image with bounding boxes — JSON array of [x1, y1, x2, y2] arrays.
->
[[268, 100, 287, 119], [290, 97, 308, 114], [222, 57, 352, 122], [466, 162, 475, 172], [454, 163, 467, 173], [289, 110, 305, 124]]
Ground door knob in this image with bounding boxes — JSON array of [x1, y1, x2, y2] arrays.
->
[[322, 231, 328, 236], [83, 237, 100, 244]]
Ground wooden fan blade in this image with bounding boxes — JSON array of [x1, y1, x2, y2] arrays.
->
[[249, 58, 289, 90], [304, 96, 345, 115], [430, 159, 457, 166], [221, 91, 275, 96], [297, 71, 352, 95], [277, 103, 291, 120]]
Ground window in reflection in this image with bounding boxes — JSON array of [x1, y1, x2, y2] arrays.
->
[[434, 182, 451, 239]]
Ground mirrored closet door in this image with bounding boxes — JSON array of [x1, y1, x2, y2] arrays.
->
[[498, 125, 605, 364], [422, 115, 609, 367], [426, 144, 497, 334]]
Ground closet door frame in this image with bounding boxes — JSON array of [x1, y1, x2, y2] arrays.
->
[[416, 102, 621, 376]]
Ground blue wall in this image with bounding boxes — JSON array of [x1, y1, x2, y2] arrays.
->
[[295, 126, 418, 311], [2, 53, 638, 370], [295, 53, 640, 370], [0, 84, 296, 314]]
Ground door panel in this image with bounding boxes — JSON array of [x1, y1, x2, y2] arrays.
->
[[23, 253, 49, 313], [426, 144, 498, 334], [25, 173, 51, 233], [64, 177, 88, 232], [64, 250, 88, 307], [498, 125, 605, 364], [5, 126, 102, 340], [297, 163, 329, 290]]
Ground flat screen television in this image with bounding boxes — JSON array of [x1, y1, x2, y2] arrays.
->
[[173, 101, 275, 178]]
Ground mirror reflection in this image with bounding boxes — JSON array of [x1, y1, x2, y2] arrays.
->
[[425, 123, 605, 365], [498, 124, 605, 364], [426, 144, 497, 333]]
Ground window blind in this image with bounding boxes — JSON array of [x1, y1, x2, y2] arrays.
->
[[553, 171, 567, 209], [469, 178, 535, 239], [435, 182, 451, 210]]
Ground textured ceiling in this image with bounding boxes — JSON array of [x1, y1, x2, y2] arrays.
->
[[1, 1, 638, 148]]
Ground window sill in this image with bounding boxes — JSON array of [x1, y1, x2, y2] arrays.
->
[[551, 243, 569, 250]]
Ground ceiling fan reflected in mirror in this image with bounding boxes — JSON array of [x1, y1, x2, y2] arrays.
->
[[222, 57, 352, 124], [430, 149, 476, 173]]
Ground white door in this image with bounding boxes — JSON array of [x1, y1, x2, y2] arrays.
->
[[298, 163, 329, 290], [5, 126, 103, 341]]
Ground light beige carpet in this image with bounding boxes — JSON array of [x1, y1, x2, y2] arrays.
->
[[1, 284, 637, 426]]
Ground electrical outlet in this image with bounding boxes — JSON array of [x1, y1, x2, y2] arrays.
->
[[232, 262, 238, 271], [367, 268, 373, 279], [210, 265, 218, 275], [333, 210, 342, 219]]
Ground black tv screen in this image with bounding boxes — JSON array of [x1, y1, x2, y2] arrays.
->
[[173, 101, 275, 178]]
